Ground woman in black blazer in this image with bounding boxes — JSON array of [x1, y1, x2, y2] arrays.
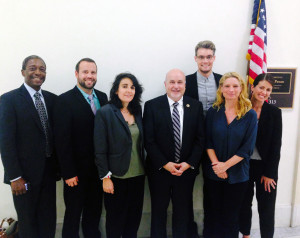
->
[[94, 73, 145, 238], [239, 73, 282, 238]]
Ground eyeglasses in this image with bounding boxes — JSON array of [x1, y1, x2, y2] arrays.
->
[[196, 55, 214, 61]]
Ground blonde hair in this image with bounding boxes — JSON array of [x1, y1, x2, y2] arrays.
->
[[213, 72, 252, 119]]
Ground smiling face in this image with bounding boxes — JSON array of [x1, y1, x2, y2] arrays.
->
[[194, 48, 215, 77], [165, 69, 186, 102], [221, 77, 242, 101], [22, 58, 46, 91], [116, 77, 135, 106], [76, 61, 97, 91], [251, 80, 273, 102]]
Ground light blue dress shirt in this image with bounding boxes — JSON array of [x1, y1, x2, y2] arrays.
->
[[76, 86, 101, 111]]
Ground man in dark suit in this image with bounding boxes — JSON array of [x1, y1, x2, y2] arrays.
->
[[185, 40, 222, 237], [143, 69, 205, 238], [54, 58, 108, 238], [0, 55, 58, 238]]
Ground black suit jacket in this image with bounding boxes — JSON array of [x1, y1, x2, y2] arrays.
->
[[143, 95, 205, 175], [185, 72, 222, 100], [94, 104, 144, 178], [256, 102, 282, 180], [53, 86, 108, 180], [0, 84, 57, 185]]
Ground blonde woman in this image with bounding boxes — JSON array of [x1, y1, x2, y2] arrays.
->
[[204, 72, 257, 238]]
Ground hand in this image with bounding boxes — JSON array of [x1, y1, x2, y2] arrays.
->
[[178, 162, 191, 173], [212, 162, 228, 175], [217, 171, 228, 179], [103, 178, 114, 194], [261, 176, 276, 193], [163, 162, 182, 176], [11, 177, 27, 196], [65, 176, 79, 187]]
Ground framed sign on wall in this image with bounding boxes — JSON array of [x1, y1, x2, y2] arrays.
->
[[267, 68, 297, 109]]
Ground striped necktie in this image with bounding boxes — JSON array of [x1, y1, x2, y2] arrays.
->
[[172, 102, 181, 162]]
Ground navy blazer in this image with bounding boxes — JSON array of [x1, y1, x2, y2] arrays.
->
[[0, 84, 57, 185], [256, 102, 282, 180], [143, 95, 205, 175], [185, 72, 222, 101], [94, 104, 144, 178], [54, 86, 108, 180]]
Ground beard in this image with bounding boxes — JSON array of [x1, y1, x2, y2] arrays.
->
[[78, 80, 96, 90]]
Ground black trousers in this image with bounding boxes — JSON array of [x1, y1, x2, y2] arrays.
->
[[104, 175, 145, 238], [239, 160, 277, 238], [202, 176, 213, 238], [148, 169, 196, 238], [13, 158, 57, 238], [62, 174, 103, 238], [187, 176, 199, 238], [205, 178, 248, 238]]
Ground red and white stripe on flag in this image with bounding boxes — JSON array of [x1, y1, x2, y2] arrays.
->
[[247, 0, 267, 85]]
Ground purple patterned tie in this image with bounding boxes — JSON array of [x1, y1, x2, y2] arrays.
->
[[88, 94, 97, 115]]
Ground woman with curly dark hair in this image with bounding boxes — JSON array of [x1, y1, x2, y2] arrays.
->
[[94, 73, 145, 238]]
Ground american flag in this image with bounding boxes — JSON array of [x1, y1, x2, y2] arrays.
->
[[247, 0, 267, 85]]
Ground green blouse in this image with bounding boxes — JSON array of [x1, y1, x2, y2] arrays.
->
[[113, 123, 145, 179]]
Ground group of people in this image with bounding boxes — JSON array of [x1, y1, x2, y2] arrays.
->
[[0, 40, 282, 238]]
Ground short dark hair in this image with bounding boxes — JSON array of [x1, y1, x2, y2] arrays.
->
[[253, 73, 274, 87], [22, 55, 46, 70], [75, 58, 97, 72], [195, 40, 216, 56], [109, 73, 143, 115]]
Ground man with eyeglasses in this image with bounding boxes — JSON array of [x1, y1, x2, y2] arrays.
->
[[185, 40, 222, 238]]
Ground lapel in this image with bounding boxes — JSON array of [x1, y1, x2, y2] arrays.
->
[[135, 113, 143, 139], [94, 90, 106, 107], [111, 104, 131, 136], [161, 95, 173, 135], [73, 86, 95, 117], [182, 96, 192, 148], [42, 90, 51, 119], [192, 72, 199, 100], [258, 102, 268, 136], [18, 84, 44, 132]]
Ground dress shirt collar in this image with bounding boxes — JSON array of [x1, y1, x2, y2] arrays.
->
[[197, 71, 214, 81], [76, 85, 98, 100], [24, 82, 44, 99], [167, 95, 184, 108]]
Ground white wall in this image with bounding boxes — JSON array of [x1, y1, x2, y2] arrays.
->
[[0, 0, 299, 230]]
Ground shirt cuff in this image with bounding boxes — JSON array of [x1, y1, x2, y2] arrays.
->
[[10, 176, 22, 182], [101, 172, 112, 180]]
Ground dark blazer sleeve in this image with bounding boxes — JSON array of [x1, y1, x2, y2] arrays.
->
[[143, 100, 169, 170], [94, 109, 109, 178], [257, 104, 282, 179], [0, 93, 23, 181], [53, 96, 77, 180]]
